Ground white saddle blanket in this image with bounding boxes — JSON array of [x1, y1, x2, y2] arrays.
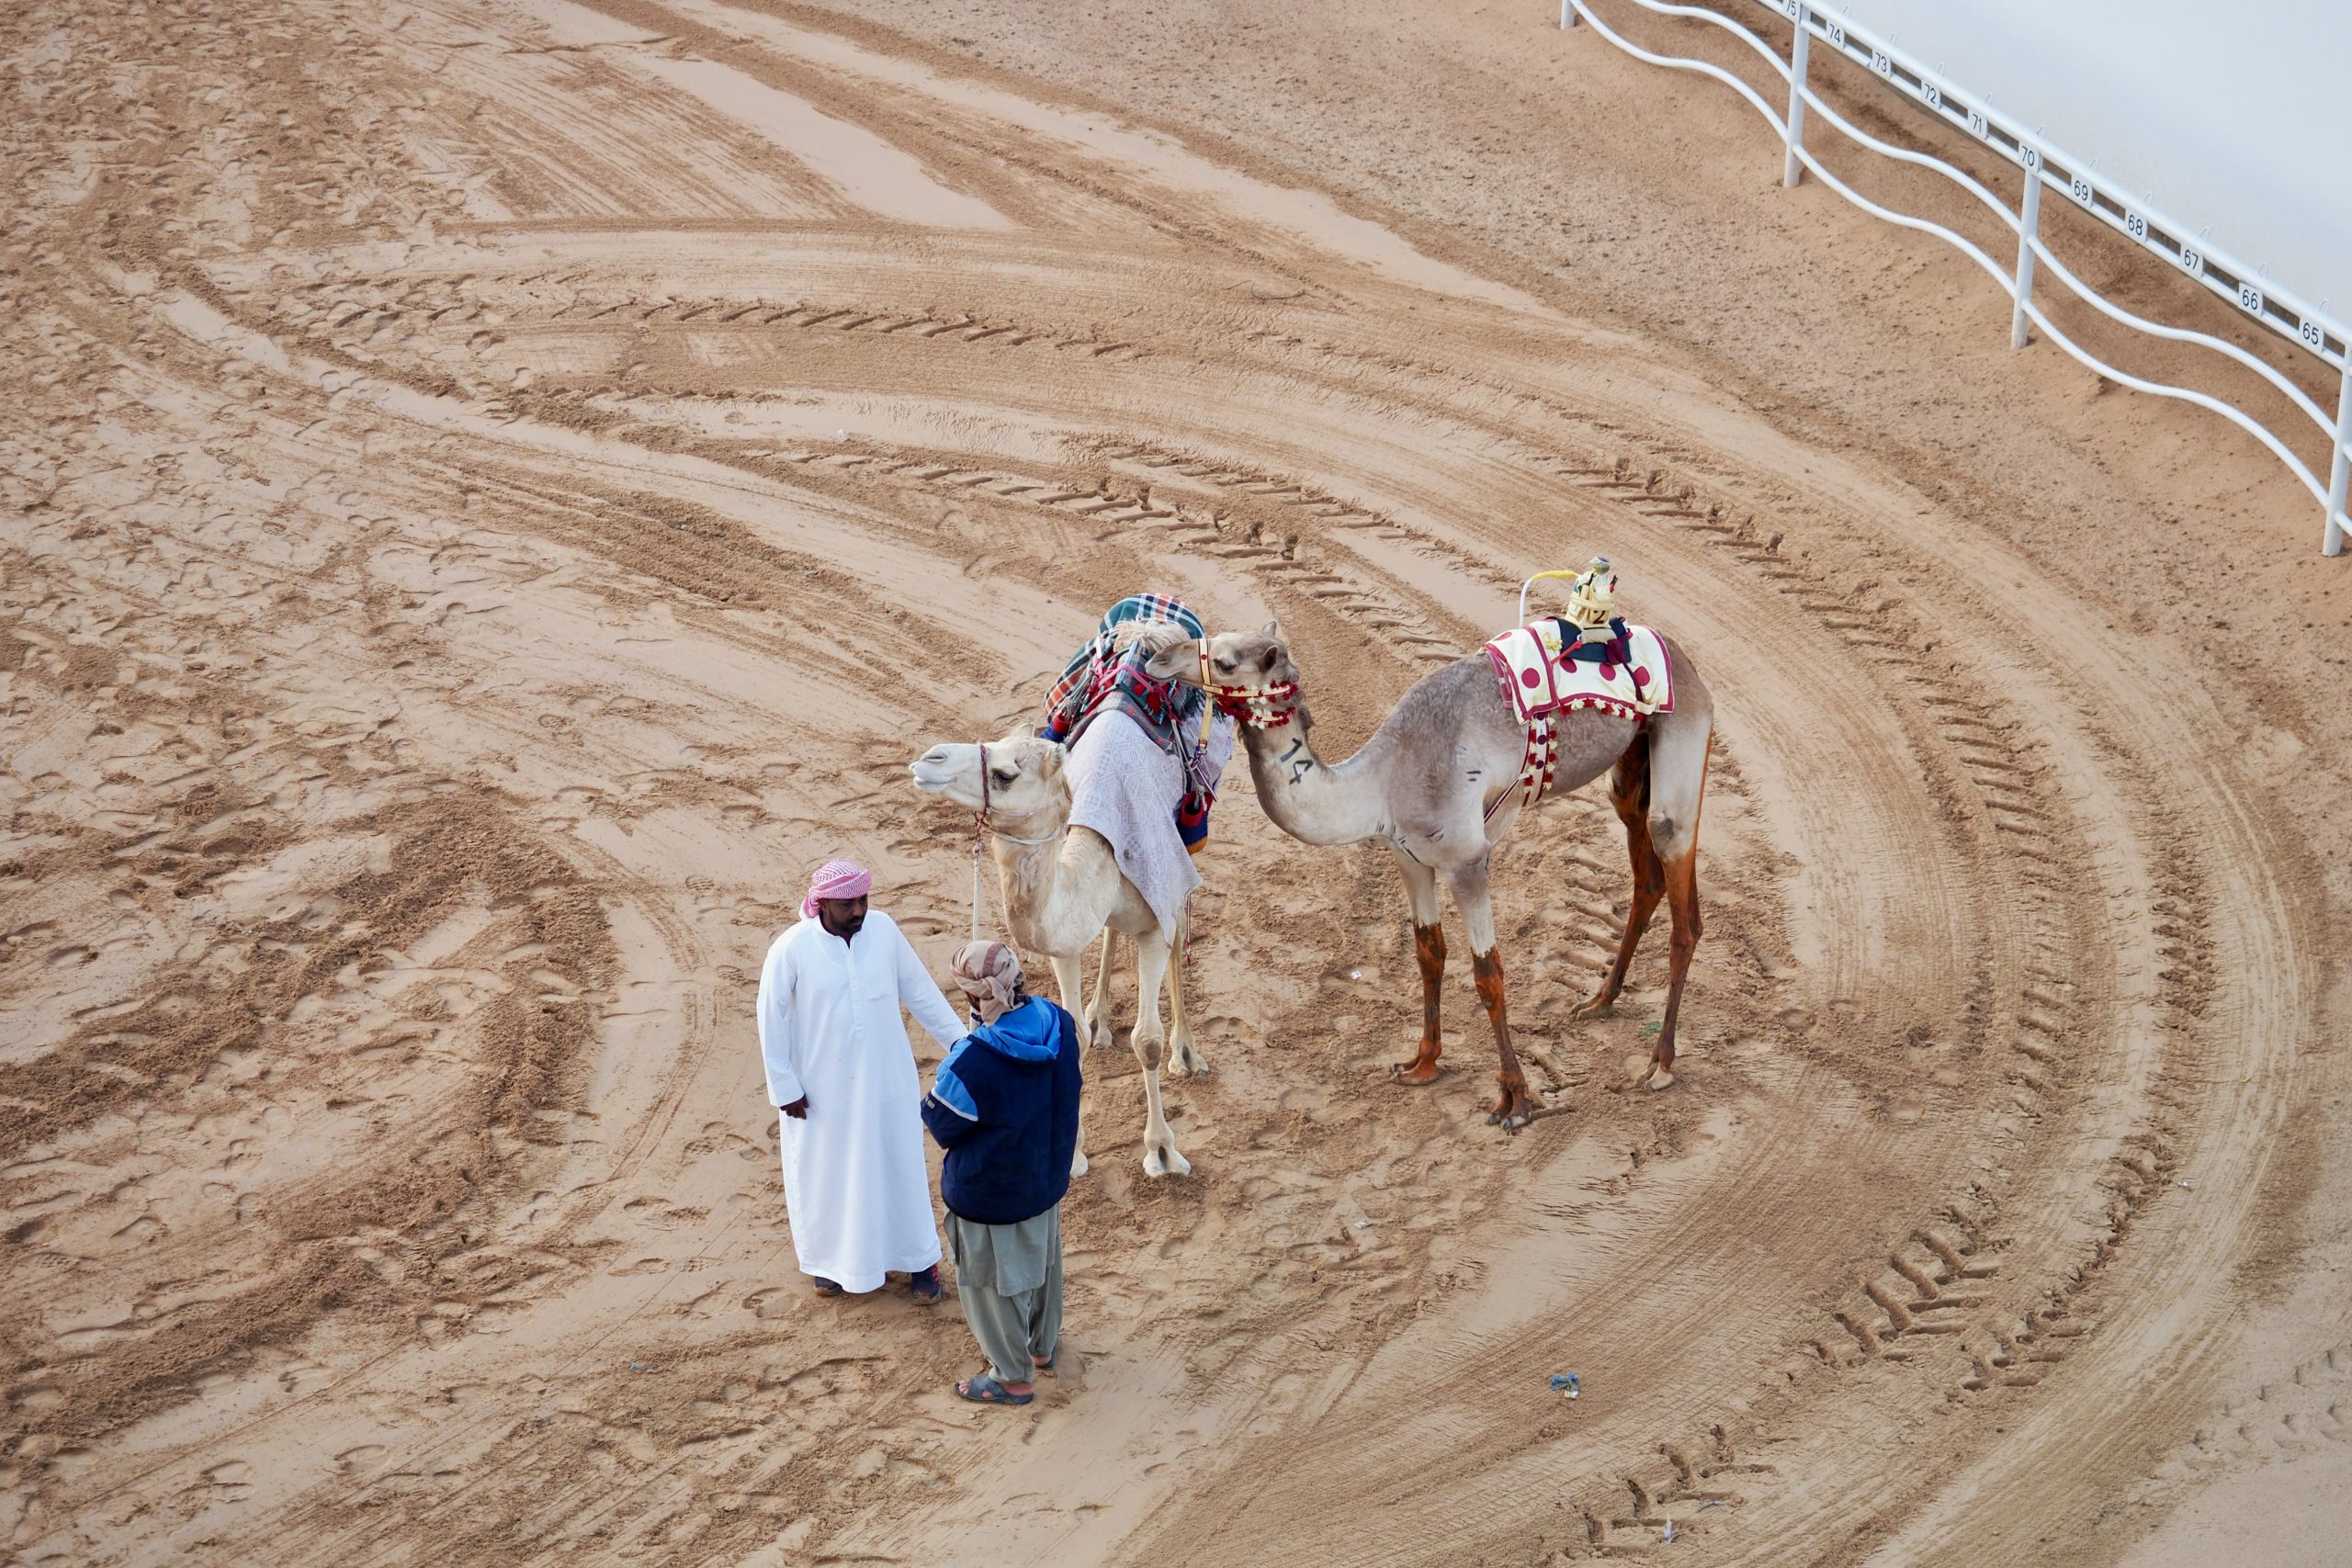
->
[[1484, 620, 1674, 724], [1065, 708, 1197, 940]]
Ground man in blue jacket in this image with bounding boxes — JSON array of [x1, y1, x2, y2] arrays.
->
[[924, 941, 1082, 1406]]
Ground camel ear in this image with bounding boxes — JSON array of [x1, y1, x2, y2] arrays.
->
[[1036, 740, 1068, 776], [1261, 619, 1281, 640], [1120, 621, 1193, 660], [1137, 631, 1193, 680]]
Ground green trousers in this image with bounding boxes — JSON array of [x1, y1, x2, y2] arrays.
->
[[946, 1204, 1062, 1385]]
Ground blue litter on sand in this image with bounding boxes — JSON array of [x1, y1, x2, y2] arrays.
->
[[1548, 1373, 1581, 1398]]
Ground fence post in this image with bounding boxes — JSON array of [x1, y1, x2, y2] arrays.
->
[[1783, 13, 1810, 187], [2010, 152, 2042, 349], [2326, 360, 2351, 557], [1562, 0, 1577, 28]]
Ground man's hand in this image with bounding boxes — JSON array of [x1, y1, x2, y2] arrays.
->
[[779, 1097, 809, 1120]]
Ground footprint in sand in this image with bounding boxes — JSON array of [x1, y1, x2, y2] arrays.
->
[[198, 1460, 254, 1500]]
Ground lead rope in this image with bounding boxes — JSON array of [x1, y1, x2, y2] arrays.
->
[[970, 741, 991, 942], [969, 828, 984, 942]]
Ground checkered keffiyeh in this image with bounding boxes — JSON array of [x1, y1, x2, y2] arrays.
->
[[1042, 594, 1215, 797], [800, 858, 872, 919]]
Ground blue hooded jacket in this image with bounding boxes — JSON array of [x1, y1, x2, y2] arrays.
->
[[922, 996, 1082, 1225]]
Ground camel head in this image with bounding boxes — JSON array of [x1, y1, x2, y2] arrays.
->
[[1144, 619, 1308, 734], [1143, 619, 1300, 693], [908, 733, 1069, 821]]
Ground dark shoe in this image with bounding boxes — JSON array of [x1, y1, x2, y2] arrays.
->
[[909, 1265, 941, 1303], [811, 1277, 843, 1296], [956, 1373, 1034, 1405]]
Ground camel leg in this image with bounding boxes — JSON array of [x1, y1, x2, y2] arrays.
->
[[1048, 951, 1091, 1177], [1167, 904, 1208, 1076], [1451, 857, 1538, 1129], [1387, 848, 1445, 1085], [1131, 927, 1189, 1178], [1575, 737, 1666, 1021], [1083, 927, 1116, 1051], [1645, 725, 1713, 1091]]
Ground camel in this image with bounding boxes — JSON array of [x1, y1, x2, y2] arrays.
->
[[908, 735, 1203, 1178], [1140, 618, 1713, 1127]]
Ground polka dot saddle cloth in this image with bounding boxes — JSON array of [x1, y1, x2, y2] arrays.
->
[[1483, 617, 1675, 726]]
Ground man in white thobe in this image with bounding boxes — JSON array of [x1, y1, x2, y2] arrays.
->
[[757, 858, 966, 1300]]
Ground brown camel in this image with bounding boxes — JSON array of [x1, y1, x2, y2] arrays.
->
[[1140, 618, 1713, 1126]]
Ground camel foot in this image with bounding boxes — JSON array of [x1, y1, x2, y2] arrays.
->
[[1569, 994, 1617, 1021], [1486, 1082, 1538, 1130], [1389, 1054, 1442, 1086], [1646, 1066, 1677, 1092], [1142, 1143, 1191, 1179], [1070, 1147, 1091, 1178], [1170, 1038, 1210, 1077], [1088, 1020, 1115, 1052]]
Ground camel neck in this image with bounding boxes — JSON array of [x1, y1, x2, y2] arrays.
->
[[1238, 710, 1394, 845], [985, 807, 1115, 954]]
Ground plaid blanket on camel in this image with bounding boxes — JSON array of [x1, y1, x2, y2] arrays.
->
[[1042, 593, 1216, 802]]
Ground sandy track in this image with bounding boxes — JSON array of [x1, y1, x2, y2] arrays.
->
[[2, 0, 2340, 1563]]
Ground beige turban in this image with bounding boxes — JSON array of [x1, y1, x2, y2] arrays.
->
[[951, 940, 1025, 1024]]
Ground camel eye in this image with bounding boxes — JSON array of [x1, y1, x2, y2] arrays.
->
[[1213, 655, 1236, 673], [991, 767, 1015, 786], [1258, 649, 1277, 673]]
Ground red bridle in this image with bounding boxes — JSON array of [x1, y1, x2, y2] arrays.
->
[[1197, 638, 1301, 729], [969, 743, 1057, 847]]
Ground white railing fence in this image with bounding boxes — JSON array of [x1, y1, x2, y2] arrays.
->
[[1562, 0, 2352, 556]]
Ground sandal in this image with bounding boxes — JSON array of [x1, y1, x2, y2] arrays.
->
[[956, 1374, 1034, 1405], [1032, 1350, 1056, 1373], [909, 1266, 942, 1303], [810, 1277, 843, 1297]]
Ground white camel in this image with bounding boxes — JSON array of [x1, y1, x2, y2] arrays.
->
[[908, 737, 1202, 1177]]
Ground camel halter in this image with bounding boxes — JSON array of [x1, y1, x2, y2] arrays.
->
[[969, 741, 1056, 942], [1197, 639, 1301, 730]]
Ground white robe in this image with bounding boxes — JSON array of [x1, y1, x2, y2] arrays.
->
[[755, 910, 966, 1292]]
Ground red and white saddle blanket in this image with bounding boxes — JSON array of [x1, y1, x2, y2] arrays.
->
[[1479, 619, 1674, 818], [1486, 619, 1674, 722]]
